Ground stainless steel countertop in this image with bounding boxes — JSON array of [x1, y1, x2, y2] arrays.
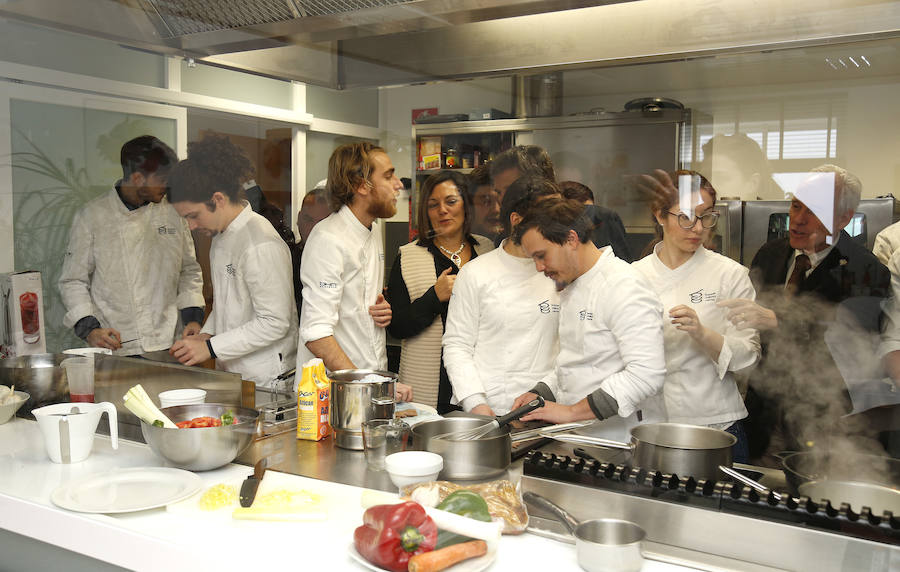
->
[[236, 429, 525, 493]]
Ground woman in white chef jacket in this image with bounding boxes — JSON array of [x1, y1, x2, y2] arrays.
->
[[443, 175, 561, 416], [632, 170, 760, 461], [166, 135, 298, 387]]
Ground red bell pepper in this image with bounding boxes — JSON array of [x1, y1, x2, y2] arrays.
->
[[354, 502, 438, 572]]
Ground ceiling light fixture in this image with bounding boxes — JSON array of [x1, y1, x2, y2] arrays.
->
[[838, 58, 848, 68], [848, 56, 860, 68], [860, 55, 871, 67], [824, 57, 837, 70]]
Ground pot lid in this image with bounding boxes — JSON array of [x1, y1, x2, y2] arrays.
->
[[624, 97, 684, 112]]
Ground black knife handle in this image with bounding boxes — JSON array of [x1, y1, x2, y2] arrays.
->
[[239, 477, 260, 507]]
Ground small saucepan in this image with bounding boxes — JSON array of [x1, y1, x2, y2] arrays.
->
[[523, 491, 645, 572], [542, 422, 736, 481]]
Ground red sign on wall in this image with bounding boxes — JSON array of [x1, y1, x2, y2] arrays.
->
[[412, 107, 439, 123]]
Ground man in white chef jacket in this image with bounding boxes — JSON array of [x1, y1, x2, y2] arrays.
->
[[166, 135, 297, 387], [296, 142, 413, 400], [511, 196, 667, 440], [59, 135, 205, 355]]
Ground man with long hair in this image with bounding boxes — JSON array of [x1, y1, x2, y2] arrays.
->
[[296, 142, 412, 401]]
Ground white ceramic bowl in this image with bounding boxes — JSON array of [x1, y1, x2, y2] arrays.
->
[[0, 391, 30, 424], [384, 451, 444, 489], [158, 389, 207, 409]]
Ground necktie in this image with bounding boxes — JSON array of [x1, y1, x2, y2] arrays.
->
[[786, 253, 811, 296]]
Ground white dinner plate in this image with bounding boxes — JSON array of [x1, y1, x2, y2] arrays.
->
[[51, 467, 203, 514], [348, 542, 495, 572], [395, 402, 440, 426]]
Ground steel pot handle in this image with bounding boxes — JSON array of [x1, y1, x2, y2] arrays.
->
[[718, 465, 783, 502], [371, 397, 395, 406], [538, 432, 633, 451], [522, 491, 579, 535]]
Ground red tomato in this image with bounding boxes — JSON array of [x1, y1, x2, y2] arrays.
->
[[177, 416, 220, 428]]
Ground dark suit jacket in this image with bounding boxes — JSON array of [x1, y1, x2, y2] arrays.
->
[[745, 230, 891, 455], [586, 204, 634, 262], [750, 231, 890, 305]]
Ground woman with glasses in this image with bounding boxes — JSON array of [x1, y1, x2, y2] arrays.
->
[[386, 171, 494, 413], [632, 170, 761, 461]]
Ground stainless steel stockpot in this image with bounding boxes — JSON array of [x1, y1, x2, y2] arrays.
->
[[329, 369, 396, 450], [544, 422, 736, 481]]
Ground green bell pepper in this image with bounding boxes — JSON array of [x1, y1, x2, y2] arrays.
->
[[435, 490, 492, 549]]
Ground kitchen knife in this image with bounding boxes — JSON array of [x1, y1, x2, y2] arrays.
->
[[239, 457, 268, 507]]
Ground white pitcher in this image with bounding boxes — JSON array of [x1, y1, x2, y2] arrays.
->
[[32, 402, 119, 463]]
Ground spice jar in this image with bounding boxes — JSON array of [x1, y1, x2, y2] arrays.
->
[[445, 147, 458, 168]]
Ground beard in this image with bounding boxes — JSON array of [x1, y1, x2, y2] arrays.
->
[[368, 192, 397, 219]]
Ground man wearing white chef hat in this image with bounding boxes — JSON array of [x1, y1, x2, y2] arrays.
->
[[58, 135, 205, 355], [166, 135, 297, 387], [296, 142, 412, 401], [720, 165, 891, 464], [510, 196, 667, 441]]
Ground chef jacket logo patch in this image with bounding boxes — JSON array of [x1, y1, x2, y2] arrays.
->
[[538, 300, 561, 314], [225, 263, 236, 276], [689, 289, 718, 304], [157, 225, 176, 235], [319, 281, 337, 289], [578, 309, 593, 321]]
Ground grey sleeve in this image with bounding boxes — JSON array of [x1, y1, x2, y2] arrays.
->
[[587, 388, 619, 420], [529, 382, 557, 403]]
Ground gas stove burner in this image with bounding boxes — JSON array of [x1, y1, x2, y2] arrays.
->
[[523, 451, 900, 545]]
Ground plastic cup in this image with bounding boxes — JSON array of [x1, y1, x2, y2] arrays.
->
[[61, 357, 94, 403], [158, 388, 206, 408], [362, 419, 410, 471]]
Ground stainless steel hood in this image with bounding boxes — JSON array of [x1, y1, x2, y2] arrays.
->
[[2, 0, 900, 89]]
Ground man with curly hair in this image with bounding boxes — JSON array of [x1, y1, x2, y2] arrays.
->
[[58, 135, 204, 355], [167, 135, 297, 387], [296, 142, 412, 401]]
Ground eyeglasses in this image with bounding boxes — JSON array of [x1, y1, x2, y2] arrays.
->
[[667, 211, 719, 229]]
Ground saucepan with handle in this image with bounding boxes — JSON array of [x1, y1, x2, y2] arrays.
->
[[523, 491, 645, 572], [541, 422, 736, 481], [411, 398, 545, 480]]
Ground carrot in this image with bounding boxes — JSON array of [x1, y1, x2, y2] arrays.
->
[[407, 540, 488, 572]]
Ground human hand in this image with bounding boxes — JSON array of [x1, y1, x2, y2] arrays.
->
[[669, 304, 706, 338], [511, 392, 538, 411], [519, 400, 572, 424], [87, 328, 122, 350], [181, 321, 202, 338], [395, 382, 413, 402], [634, 169, 676, 207], [434, 267, 457, 302], [169, 337, 211, 366], [718, 298, 778, 331], [470, 404, 495, 417], [369, 293, 392, 328]]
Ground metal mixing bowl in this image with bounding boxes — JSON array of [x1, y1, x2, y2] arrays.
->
[[140, 403, 260, 471], [0, 354, 71, 414]]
